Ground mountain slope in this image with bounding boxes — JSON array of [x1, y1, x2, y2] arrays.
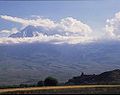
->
[[66, 69, 120, 85], [9, 25, 62, 38], [9, 25, 48, 38]]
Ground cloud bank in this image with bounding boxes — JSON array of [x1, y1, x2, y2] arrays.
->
[[0, 15, 95, 44], [1, 11, 120, 44], [105, 12, 120, 39], [0, 15, 92, 35], [0, 35, 97, 44]]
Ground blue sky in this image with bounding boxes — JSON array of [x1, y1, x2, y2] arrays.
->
[[0, 0, 120, 31]]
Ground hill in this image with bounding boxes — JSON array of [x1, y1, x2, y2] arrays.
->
[[66, 69, 120, 85]]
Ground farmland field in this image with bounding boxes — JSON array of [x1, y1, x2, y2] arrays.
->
[[0, 85, 120, 94]]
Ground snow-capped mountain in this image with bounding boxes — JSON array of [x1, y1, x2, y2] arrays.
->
[[9, 25, 48, 38], [8, 25, 78, 38], [1, 25, 119, 85]]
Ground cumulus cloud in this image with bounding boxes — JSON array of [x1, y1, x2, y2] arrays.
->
[[105, 12, 120, 39], [0, 15, 92, 35], [55, 17, 92, 36], [0, 15, 95, 44]]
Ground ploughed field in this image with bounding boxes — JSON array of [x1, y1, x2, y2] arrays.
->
[[0, 85, 120, 94]]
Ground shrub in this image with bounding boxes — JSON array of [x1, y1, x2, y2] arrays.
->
[[44, 77, 58, 86], [37, 80, 44, 86]]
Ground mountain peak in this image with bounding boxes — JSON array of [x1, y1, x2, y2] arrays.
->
[[9, 25, 45, 38]]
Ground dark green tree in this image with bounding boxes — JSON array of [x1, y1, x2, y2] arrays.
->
[[44, 77, 58, 86]]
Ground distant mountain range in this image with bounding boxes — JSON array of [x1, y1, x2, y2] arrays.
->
[[0, 41, 120, 85], [66, 69, 120, 85]]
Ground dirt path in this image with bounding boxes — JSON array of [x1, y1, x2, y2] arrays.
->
[[0, 85, 120, 93]]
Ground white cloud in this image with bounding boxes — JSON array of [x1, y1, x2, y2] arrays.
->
[[0, 30, 11, 34], [0, 15, 56, 28], [59, 17, 92, 33], [105, 12, 120, 39], [30, 15, 44, 19], [0, 15, 96, 44], [0, 15, 92, 35], [0, 35, 97, 44], [0, 28, 18, 37]]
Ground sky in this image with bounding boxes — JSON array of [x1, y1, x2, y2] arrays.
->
[[0, 0, 120, 44], [0, 0, 120, 30]]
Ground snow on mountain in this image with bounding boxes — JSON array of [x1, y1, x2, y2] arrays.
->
[[9, 25, 47, 38]]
